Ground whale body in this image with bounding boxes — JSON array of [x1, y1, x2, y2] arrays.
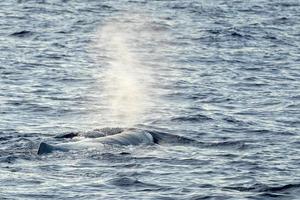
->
[[37, 128, 195, 155]]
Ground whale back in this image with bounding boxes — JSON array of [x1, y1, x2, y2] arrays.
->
[[37, 128, 197, 155], [37, 129, 153, 155], [95, 130, 154, 145], [37, 142, 68, 155], [149, 130, 196, 144], [54, 127, 125, 139]]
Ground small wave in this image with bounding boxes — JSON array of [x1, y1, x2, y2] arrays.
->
[[107, 177, 159, 188], [222, 116, 253, 126], [206, 140, 248, 150], [207, 29, 222, 35], [0, 155, 18, 164], [190, 194, 231, 200], [10, 30, 33, 38], [264, 183, 300, 193], [0, 135, 13, 141], [203, 27, 253, 40], [273, 2, 300, 7], [171, 114, 213, 123], [248, 129, 296, 136], [0, 132, 39, 163], [230, 31, 244, 38], [224, 182, 300, 193]]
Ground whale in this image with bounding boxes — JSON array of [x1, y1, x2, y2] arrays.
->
[[37, 127, 196, 155]]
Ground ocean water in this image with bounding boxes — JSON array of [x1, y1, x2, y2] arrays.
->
[[1, 0, 300, 199]]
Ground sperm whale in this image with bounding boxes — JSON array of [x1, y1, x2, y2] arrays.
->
[[37, 128, 195, 155]]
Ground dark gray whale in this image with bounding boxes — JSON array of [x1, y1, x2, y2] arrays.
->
[[37, 128, 195, 155]]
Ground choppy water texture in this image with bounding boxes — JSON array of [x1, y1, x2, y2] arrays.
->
[[1, 0, 300, 199]]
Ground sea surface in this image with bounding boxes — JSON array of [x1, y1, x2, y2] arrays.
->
[[1, 0, 300, 199]]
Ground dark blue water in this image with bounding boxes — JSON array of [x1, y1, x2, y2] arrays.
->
[[1, 0, 300, 199]]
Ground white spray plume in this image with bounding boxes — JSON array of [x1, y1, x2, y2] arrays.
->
[[91, 14, 160, 127]]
